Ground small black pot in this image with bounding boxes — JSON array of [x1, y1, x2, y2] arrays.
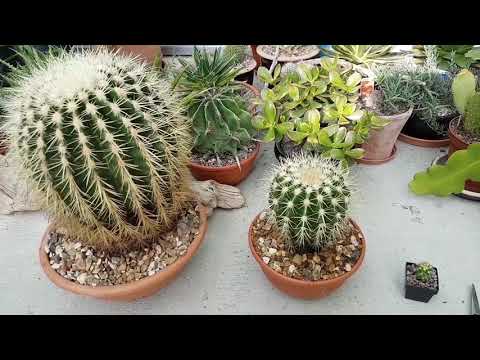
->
[[405, 262, 439, 303], [401, 112, 455, 140], [274, 139, 305, 162]]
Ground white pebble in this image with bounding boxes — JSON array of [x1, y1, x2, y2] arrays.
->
[[262, 257, 270, 265]]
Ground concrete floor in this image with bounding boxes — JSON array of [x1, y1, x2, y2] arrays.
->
[[0, 141, 479, 314]]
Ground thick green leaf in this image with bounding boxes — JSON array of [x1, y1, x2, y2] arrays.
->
[[264, 100, 277, 124], [409, 144, 480, 196], [273, 64, 282, 80], [452, 69, 476, 114], [345, 148, 365, 159], [264, 127, 276, 142], [287, 130, 308, 143], [288, 84, 300, 101], [258, 66, 273, 84], [346, 72, 362, 87], [465, 48, 480, 60], [317, 129, 333, 146]]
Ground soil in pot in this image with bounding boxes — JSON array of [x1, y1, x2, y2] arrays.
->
[[234, 56, 257, 85], [250, 211, 365, 299], [191, 141, 258, 168], [43, 202, 202, 288], [405, 262, 439, 303], [401, 112, 454, 141]]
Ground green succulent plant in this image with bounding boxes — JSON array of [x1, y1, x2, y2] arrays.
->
[[268, 155, 352, 252], [254, 59, 388, 165], [374, 62, 456, 136], [188, 86, 255, 158], [321, 45, 404, 70], [452, 69, 480, 136], [412, 45, 480, 71], [1, 47, 192, 251], [415, 262, 434, 283], [173, 46, 255, 158], [409, 143, 480, 196]]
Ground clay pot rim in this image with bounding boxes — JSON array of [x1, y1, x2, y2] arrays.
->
[[448, 115, 472, 147], [236, 56, 258, 75], [189, 141, 261, 172], [248, 212, 366, 287], [39, 203, 209, 298], [256, 45, 320, 63], [357, 144, 397, 165], [398, 132, 450, 147]]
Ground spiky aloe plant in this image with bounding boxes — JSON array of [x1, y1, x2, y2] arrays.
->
[[1, 47, 192, 251], [321, 45, 403, 69], [268, 155, 352, 252]]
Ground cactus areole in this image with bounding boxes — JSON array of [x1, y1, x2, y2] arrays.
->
[[268, 155, 352, 252], [1, 48, 193, 251]]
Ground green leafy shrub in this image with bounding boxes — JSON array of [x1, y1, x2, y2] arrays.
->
[[412, 45, 480, 71]]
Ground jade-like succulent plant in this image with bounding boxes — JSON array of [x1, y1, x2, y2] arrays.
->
[[452, 69, 480, 136], [415, 262, 434, 283], [268, 155, 352, 252], [1, 47, 192, 251]]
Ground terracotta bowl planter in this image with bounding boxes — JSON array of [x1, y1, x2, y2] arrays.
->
[[360, 107, 413, 164], [189, 82, 261, 186], [248, 213, 366, 300], [256, 45, 320, 68], [398, 133, 450, 148], [448, 118, 480, 193], [39, 204, 209, 302], [189, 142, 261, 186]]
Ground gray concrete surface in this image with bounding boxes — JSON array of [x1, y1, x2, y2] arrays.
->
[[0, 141, 479, 314]]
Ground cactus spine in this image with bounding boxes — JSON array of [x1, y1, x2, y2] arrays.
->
[[1, 48, 192, 250], [464, 93, 480, 135], [268, 155, 352, 252], [222, 45, 248, 65]]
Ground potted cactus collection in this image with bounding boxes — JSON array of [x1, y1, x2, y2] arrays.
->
[[405, 262, 439, 303], [1, 47, 209, 301], [253, 57, 389, 166], [173, 47, 261, 186], [248, 155, 366, 299]]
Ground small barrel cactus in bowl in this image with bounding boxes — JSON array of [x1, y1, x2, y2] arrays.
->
[[248, 154, 366, 299], [268, 155, 352, 252]]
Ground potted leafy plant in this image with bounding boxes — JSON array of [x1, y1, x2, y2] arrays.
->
[[320, 45, 404, 77], [412, 45, 480, 72], [222, 45, 258, 85], [173, 47, 261, 185], [248, 154, 366, 299], [405, 262, 439, 303], [373, 61, 457, 148], [0, 47, 208, 301], [253, 58, 388, 166], [255, 45, 320, 68]]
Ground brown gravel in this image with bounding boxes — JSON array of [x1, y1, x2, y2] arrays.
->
[[44, 203, 201, 287], [451, 116, 480, 144], [251, 211, 363, 281], [191, 141, 257, 167]]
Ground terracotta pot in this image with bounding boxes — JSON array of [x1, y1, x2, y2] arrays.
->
[[189, 142, 261, 186], [248, 213, 366, 299], [256, 45, 320, 64], [189, 82, 261, 186], [398, 132, 450, 148], [110, 45, 162, 64], [361, 107, 413, 163], [448, 118, 480, 193], [250, 45, 261, 70], [39, 204, 209, 301]]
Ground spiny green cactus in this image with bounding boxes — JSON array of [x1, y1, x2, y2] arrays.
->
[[222, 45, 248, 65], [452, 69, 476, 115], [188, 87, 255, 157], [416, 262, 434, 283], [464, 93, 480, 135], [1, 47, 192, 251], [268, 155, 352, 252]]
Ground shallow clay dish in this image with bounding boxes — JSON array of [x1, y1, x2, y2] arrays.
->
[[248, 213, 366, 300], [39, 204, 209, 302], [398, 133, 450, 148]]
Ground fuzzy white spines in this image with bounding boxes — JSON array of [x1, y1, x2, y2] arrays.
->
[[1, 47, 192, 250], [268, 155, 352, 251]]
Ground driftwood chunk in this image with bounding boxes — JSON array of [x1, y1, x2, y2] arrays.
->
[[190, 179, 245, 215]]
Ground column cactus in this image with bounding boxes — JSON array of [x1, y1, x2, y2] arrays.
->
[[452, 69, 480, 135], [268, 155, 353, 252], [1, 47, 192, 251]]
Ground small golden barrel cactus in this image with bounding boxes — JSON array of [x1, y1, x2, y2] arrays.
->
[[1, 47, 192, 250]]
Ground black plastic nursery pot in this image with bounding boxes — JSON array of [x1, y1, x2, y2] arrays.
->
[[405, 262, 439, 303], [401, 112, 455, 141]]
